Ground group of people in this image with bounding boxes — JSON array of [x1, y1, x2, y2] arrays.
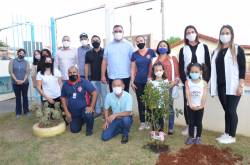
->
[[8, 24, 245, 145]]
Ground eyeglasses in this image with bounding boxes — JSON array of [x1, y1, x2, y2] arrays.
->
[[114, 30, 123, 33]]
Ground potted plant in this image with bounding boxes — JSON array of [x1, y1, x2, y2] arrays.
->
[[32, 102, 66, 138]]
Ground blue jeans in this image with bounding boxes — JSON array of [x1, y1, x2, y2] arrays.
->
[[70, 110, 94, 134], [168, 88, 175, 130], [101, 116, 133, 141], [12, 83, 29, 115], [91, 81, 108, 114]]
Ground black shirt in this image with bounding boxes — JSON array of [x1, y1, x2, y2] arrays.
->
[[179, 43, 211, 83], [85, 48, 104, 81], [215, 46, 246, 86]]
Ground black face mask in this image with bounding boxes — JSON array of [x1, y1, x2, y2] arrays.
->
[[44, 63, 52, 68], [92, 41, 100, 49], [137, 43, 145, 49], [69, 75, 78, 82]]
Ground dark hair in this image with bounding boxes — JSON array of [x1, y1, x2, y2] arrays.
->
[[41, 49, 52, 58], [32, 50, 41, 65], [156, 40, 171, 55], [184, 25, 199, 45], [113, 25, 123, 30], [91, 35, 101, 40], [135, 35, 145, 41], [151, 62, 167, 80], [40, 57, 54, 76], [186, 63, 208, 80], [17, 48, 26, 55]]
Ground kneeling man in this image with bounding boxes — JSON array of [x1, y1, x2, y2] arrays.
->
[[101, 79, 133, 144]]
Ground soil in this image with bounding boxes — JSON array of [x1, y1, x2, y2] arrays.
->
[[143, 143, 170, 153], [156, 145, 243, 165], [38, 120, 61, 128]]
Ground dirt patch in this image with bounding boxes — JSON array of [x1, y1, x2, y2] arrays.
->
[[156, 145, 243, 165]]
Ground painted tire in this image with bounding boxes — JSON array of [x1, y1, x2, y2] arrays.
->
[[33, 122, 66, 138]]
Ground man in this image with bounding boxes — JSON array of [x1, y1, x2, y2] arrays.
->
[[78, 33, 91, 79], [101, 25, 134, 92], [101, 79, 133, 144], [54, 36, 78, 81], [61, 66, 97, 135], [85, 35, 108, 117]]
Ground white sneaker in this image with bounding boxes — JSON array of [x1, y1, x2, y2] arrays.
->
[[145, 122, 150, 130], [181, 126, 189, 136], [139, 122, 146, 131], [216, 133, 229, 141], [218, 136, 236, 144]]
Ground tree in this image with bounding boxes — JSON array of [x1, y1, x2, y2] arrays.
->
[[166, 36, 181, 45], [0, 40, 7, 47]]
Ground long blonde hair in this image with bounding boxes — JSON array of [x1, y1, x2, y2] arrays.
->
[[216, 25, 237, 63]]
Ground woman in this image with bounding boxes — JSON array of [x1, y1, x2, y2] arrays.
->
[[211, 25, 246, 144], [31, 50, 41, 102], [154, 40, 180, 135], [36, 56, 62, 108], [179, 25, 211, 135], [8, 49, 30, 118], [131, 35, 156, 130], [37, 48, 52, 73]]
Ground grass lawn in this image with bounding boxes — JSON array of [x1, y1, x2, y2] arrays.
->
[[0, 112, 250, 165]]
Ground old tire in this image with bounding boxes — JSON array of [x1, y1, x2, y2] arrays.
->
[[33, 122, 66, 138]]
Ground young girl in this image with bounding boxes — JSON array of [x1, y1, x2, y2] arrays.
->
[[150, 62, 168, 132], [185, 63, 207, 145]]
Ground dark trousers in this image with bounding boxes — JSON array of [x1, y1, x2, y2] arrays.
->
[[108, 77, 130, 92], [134, 82, 146, 123], [182, 86, 189, 125], [12, 83, 29, 115], [218, 85, 241, 137], [188, 106, 204, 138], [70, 110, 94, 134]]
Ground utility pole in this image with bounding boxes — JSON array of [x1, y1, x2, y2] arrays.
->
[[161, 0, 165, 40]]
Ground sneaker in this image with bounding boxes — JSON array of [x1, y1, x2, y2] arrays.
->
[[194, 137, 202, 145], [218, 136, 236, 144], [121, 135, 129, 144], [145, 122, 150, 130], [16, 115, 21, 119], [182, 126, 189, 136], [216, 133, 229, 141], [168, 129, 174, 135], [86, 131, 93, 136], [185, 137, 194, 145], [139, 122, 146, 131]]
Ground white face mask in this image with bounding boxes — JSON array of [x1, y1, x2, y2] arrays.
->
[[81, 40, 88, 46], [186, 33, 197, 42], [154, 71, 164, 77], [113, 87, 123, 95], [220, 34, 231, 44], [35, 55, 41, 60], [114, 32, 123, 41], [62, 41, 71, 48]]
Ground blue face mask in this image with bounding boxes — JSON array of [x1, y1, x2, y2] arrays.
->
[[158, 47, 168, 55], [190, 72, 200, 80]]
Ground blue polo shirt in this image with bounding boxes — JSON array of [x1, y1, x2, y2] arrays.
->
[[131, 49, 156, 84], [104, 91, 132, 114], [61, 78, 95, 116]]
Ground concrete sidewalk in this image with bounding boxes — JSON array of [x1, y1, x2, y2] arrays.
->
[[0, 99, 15, 114]]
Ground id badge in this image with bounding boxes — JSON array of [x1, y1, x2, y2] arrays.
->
[[72, 93, 77, 99]]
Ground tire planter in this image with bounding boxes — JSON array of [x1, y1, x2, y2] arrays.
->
[[33, 122, 66, 138]]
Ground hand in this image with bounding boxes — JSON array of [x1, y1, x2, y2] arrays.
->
[[47, 98, 55, 104], [103, 121, 109, 130], [101, 76, 107, 84], [131, 82, 137, 91], [147, 77, 152, 82], [107, 114, 116, 123], [236, 86, 243, 96], [86, 106, 94, 113], [16, 80, 23, 85], [169, 81, 175, 88], [190, 105, 200, 111], [65, 112, 72, 123]]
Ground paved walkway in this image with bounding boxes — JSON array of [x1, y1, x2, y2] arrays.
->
[[0, 99, 15, 114]]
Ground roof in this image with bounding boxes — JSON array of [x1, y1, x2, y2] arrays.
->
[[170, 33, 250, 50]]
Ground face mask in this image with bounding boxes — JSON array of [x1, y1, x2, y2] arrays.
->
[[137, 43, 145, 49], [92, 41, 100, 49], [35, 55, 41, 60], [69, 75, 78, 82], [114, 32, 123, 41], [113, 87, 123, 95], [186, 33, 197, 42], [63, 41, 71, 48], [220, 34, 231, 44], [81, 40, 88, 46], [190, 72, 200, 80], [154, 71, 164, 77], [44, 63, 52, 68], [158, 47, 168, 55]]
